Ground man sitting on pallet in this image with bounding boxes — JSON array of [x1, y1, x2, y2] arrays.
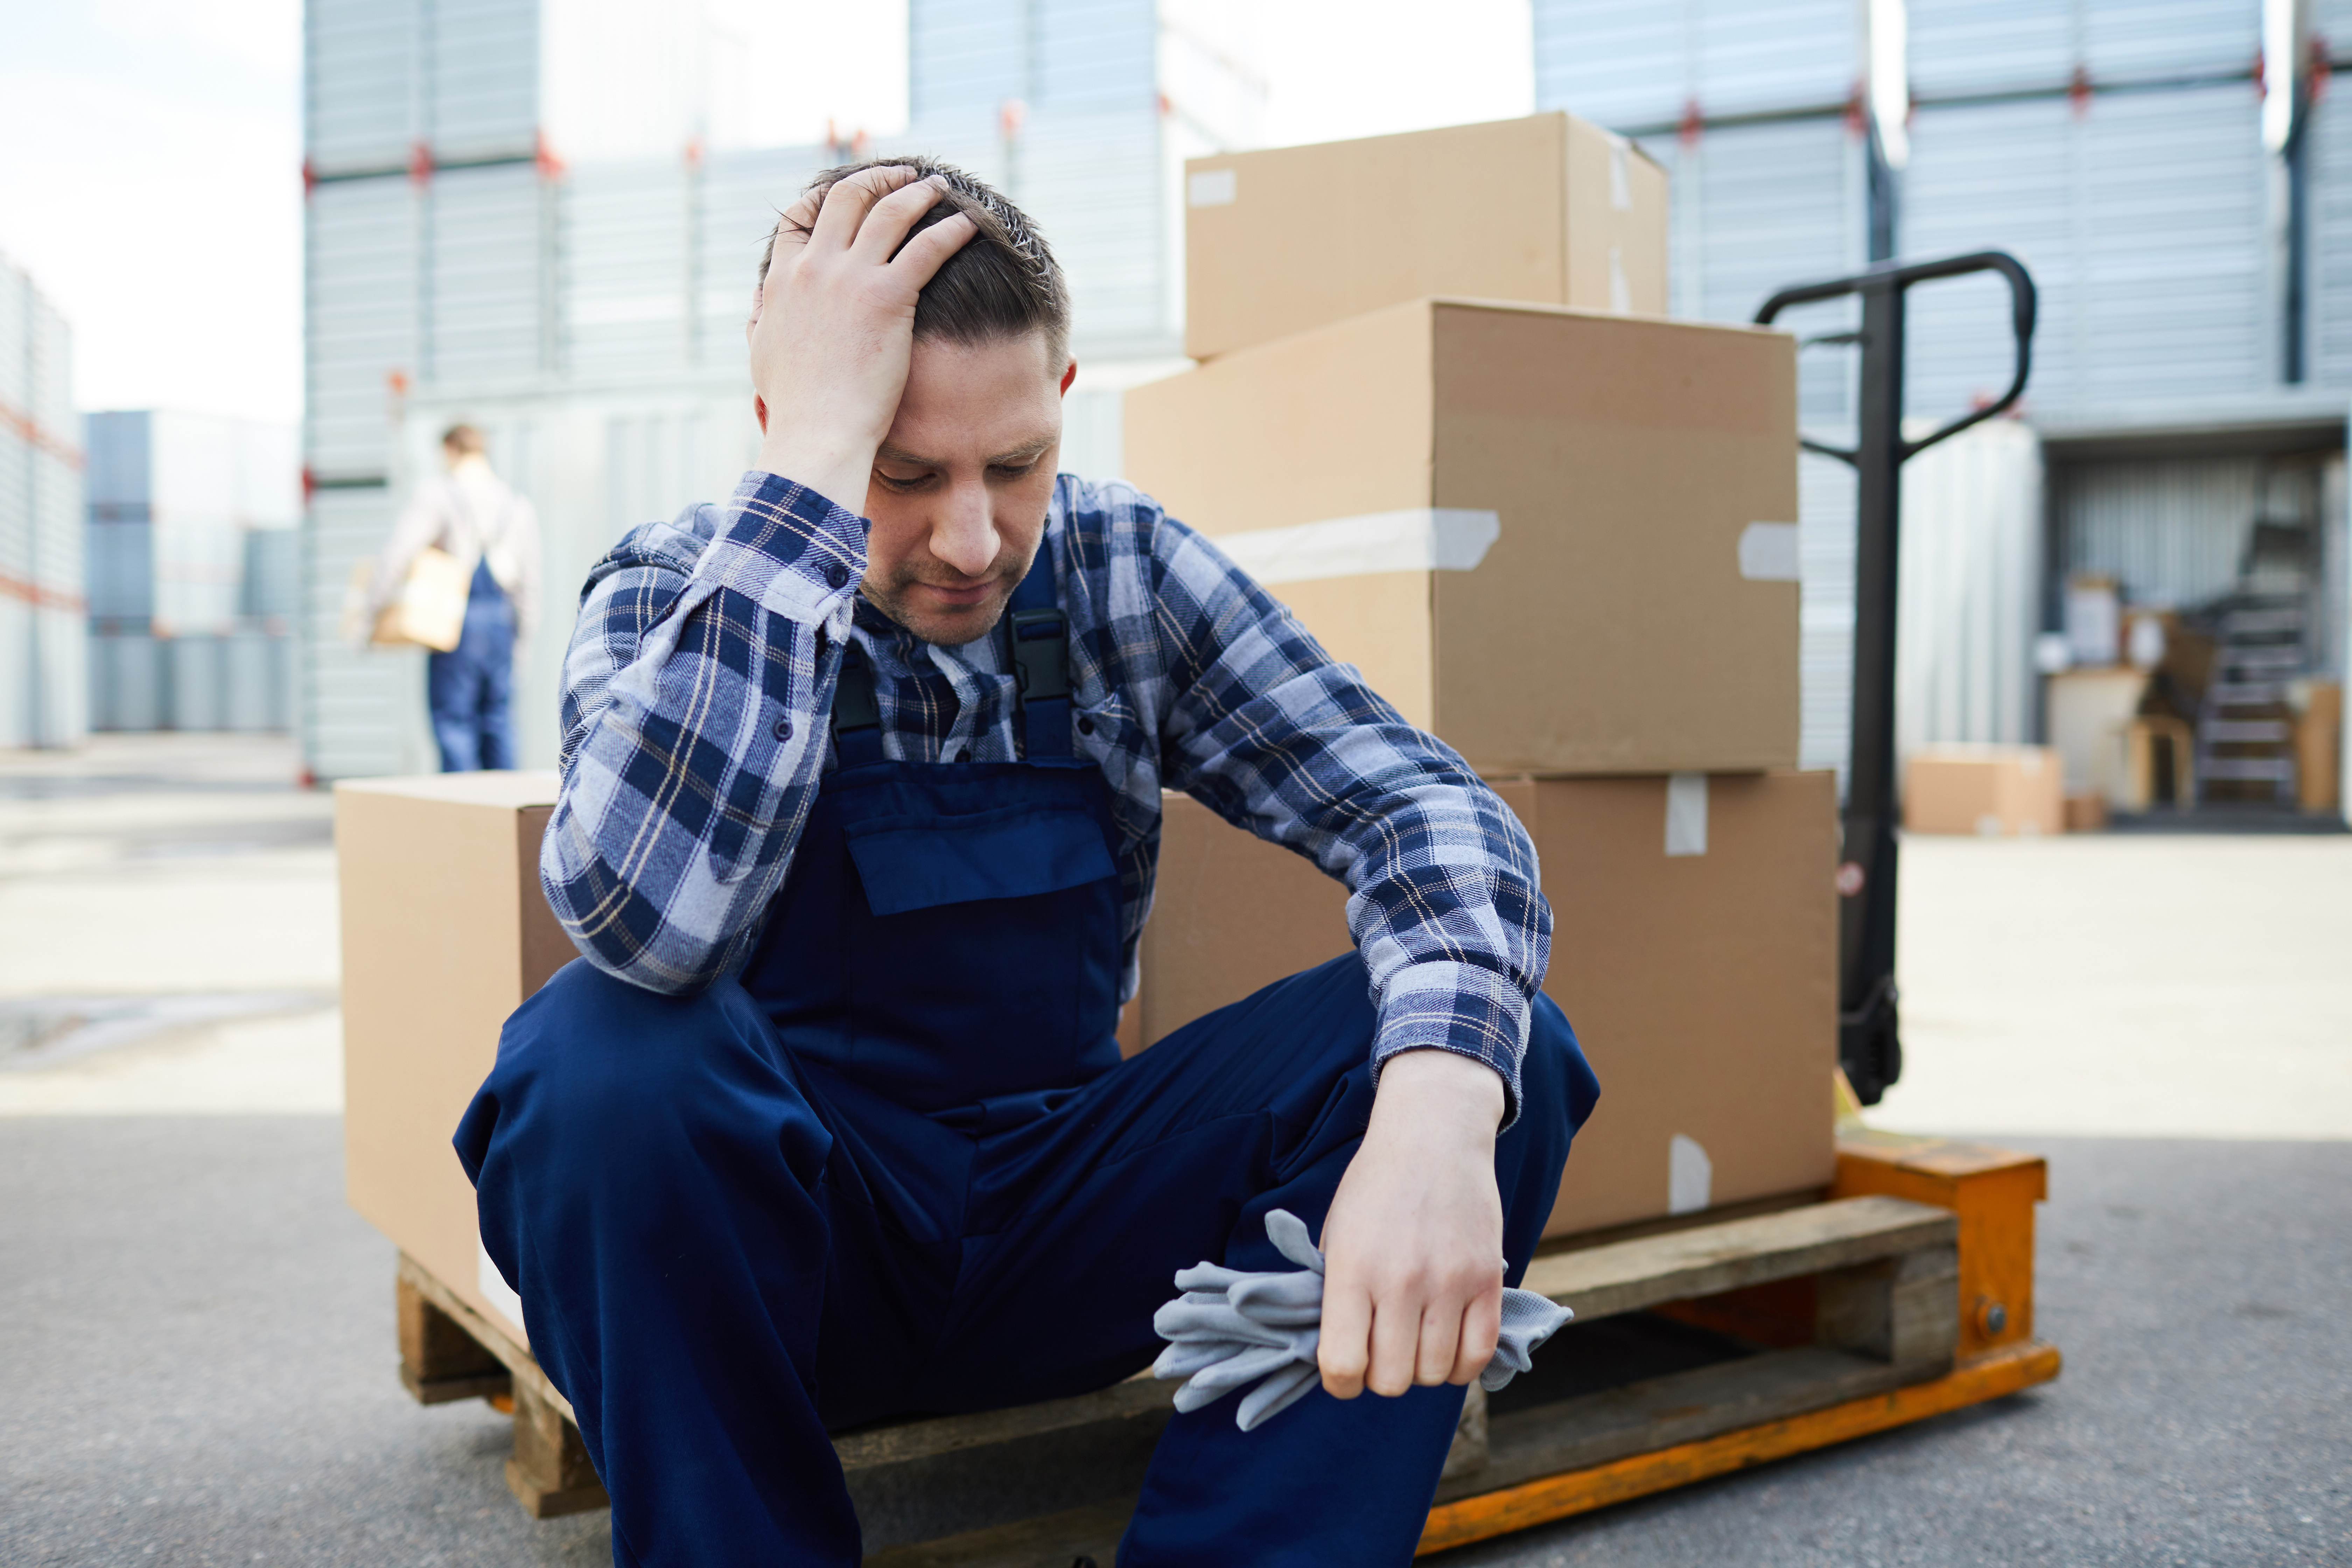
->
[[455, 159, 1598, 1567]]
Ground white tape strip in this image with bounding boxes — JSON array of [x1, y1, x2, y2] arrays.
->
[[1215, 508, 1502, 586], [1668, 1134, 1714, 1216], [1188, 168, 1237, 207], [1665, 772, 1709, 857], [1607, 132, 1633, 211], [1738, 521, 1802, 582], [1609, 246, 1631, 315], [478, 1237, 526, 1331]]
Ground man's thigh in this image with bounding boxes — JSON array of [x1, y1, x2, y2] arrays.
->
[[910, 954, 1382, 1414]]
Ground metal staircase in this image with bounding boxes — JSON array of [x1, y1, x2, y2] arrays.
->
[[2193, 525, 2313, 806]]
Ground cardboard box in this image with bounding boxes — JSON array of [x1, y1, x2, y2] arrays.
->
[[2062, 790, 2110, 833], [1142, 773, 1839, 1238], [338, 772, 573, 1350], [1125, 299, 1801, 776], [1903, 746, 2064, 836], [2292, 679, 2342, 815], [1182, 112, 1669, 361]]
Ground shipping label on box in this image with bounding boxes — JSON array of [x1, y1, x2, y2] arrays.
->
[[1142, 774, 1838, 1239], [1126, 298, 1801, 777], [1184, 111, 1669, 360]]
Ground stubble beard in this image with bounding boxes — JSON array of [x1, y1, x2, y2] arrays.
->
[[860, 551, 1027, 648]]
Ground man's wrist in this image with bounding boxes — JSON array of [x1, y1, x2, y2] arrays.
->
[[754, 432, 877, 521], [1372, 1048, 1507, 1135]]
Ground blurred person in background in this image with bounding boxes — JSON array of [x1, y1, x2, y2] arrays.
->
[[369, 424, 541, 771]]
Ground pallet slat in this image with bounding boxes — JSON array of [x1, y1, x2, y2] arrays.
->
[[1521, 1195, 1957, 1321]]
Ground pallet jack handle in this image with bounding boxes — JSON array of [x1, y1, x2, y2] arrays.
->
[[1753, 252, 2038, 1104]]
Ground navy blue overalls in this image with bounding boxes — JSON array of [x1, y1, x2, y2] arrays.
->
[[427, 556, 517, 772], [456, 548, 1597, 1566]]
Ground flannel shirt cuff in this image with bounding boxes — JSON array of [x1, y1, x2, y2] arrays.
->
[[706, 470, 868, 622], [1369, 960, 1532, 1131]]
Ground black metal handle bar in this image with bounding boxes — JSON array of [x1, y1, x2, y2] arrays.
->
[[1755, 250, 2037, 467]]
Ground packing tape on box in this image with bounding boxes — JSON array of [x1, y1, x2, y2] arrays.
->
[[1664, 773, 1709, 856], [1668, 1134, 1714, 1215], [1213, 508, 1502, 586], [1738, 521, 1802, 581], [1188, 168, 1237, 207], [1606, 132, 1633, 211]]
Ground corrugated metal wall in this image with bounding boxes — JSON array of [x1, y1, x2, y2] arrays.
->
[[2055, 454, 2266, 606], [1896, 420, 2044, 763], [307, 180, 420, 480], [428, 163, 548, 390], [2307, 1, 2352, 390], [1533, 0, 1861, 128], [306, 0, 540, 175], [1, 254, 88, 750], [1903, 85, 2270, 418]]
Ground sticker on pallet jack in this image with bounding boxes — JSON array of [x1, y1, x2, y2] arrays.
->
[[1212, 508, 1502, 585], [479, 1238, 526, 1332], [1668, 1134, 1713, 1216]]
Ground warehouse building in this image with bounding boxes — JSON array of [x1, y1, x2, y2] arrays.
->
[[1, 251, 85, 751], [1532, 0, 2348, 817]]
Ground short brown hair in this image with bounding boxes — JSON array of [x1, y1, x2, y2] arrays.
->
[[441, 423, 486, 455], [760, 157, 1071, 363]]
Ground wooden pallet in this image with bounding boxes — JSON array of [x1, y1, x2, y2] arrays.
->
[[396, 1137, 2058, 1561]]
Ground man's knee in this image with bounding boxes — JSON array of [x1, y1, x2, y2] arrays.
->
[[464, 961, 785, 1182]]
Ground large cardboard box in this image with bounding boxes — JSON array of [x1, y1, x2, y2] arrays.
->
[[338, 772, 573, 1349], [1182, 112, 1669, 361], [1125, 298, 1801, 776], [1142, 774, 1839, 1238], [1903, 746, 2064, 836]]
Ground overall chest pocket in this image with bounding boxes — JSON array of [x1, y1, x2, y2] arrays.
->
[[839, 799, 1123, 1107], [842, 801, 1115, 917]]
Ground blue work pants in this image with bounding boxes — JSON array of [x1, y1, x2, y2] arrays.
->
[[457, 953, 1593, 1566]]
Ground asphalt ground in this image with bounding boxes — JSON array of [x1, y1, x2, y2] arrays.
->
[[4, 737, 2349, 1565], [2, 1118, 2345, 1568]]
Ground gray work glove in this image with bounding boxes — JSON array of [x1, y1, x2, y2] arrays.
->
[[1150, 1209, 1573, 1432]]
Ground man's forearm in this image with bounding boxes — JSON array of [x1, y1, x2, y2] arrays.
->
[[540, 475, 865, 993]]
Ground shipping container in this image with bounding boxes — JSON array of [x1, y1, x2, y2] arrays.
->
[[1, 253, 87, 749]]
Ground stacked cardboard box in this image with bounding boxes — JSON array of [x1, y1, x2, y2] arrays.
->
[[1125, 114, 1836, 1240], [338, 772, 570, 1350]]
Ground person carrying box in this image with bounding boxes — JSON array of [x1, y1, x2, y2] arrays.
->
[[366, 423, 541, 771], [454, 159, 1597, 1567]]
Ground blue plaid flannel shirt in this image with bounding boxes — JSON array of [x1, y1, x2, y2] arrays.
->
[[541, 469, 1552, 1119]]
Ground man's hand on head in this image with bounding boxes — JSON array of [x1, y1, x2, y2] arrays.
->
[[748, 166, 979, 514], [1316, 1048, 1510, 1401]]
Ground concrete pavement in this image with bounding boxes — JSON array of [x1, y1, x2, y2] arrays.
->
[[3, 1121, 2343, 1566]]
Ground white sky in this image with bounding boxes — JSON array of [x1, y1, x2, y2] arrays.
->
[[0, 0, 1530, 429]]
